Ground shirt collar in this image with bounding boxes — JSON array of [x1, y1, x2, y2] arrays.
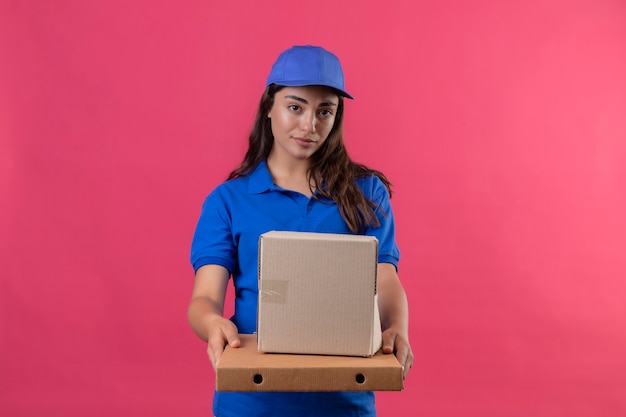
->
[[248, 160, 274, 194], [247, 160, 326, 199]]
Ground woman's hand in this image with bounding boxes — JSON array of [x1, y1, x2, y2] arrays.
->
[[377, 262, 413, 379], [188, 265, 240, 370], [382, 327, 413, 379], [205, 315, 240, 369]]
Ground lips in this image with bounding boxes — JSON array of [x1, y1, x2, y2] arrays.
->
[[293, 137, 316, 145]]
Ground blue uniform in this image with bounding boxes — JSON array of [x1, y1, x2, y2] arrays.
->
[[191, 160, 400, 417]]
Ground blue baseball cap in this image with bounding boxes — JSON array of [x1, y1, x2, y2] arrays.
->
[[266, 45, 354, 99]]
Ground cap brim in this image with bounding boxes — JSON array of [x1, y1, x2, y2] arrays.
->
[[267, 81, 354, 99]]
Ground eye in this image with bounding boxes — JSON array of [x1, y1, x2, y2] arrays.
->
[[288, 104, 300, 112], [319, 109, 334, 117]]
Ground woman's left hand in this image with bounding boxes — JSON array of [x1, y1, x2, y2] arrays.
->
[[377, 262, 413, 380], [382, 327, 413, 379]]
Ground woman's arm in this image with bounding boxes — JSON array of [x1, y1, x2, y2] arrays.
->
[[187, 264, 240, 369], [377, 262, 414, 379]]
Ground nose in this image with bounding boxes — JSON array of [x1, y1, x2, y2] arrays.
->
[[300, 111, 317, 133]]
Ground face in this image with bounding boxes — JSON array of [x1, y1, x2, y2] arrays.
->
[[267, 86, 339, 162]]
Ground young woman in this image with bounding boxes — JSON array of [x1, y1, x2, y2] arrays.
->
[[188, 45, 413, 417]]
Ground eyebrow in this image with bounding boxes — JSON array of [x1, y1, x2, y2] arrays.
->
[[284, 95, 337, 107]]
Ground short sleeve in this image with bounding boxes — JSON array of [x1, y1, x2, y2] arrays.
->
[[361, 176, 401, 269], [190, 187, 237, 274]]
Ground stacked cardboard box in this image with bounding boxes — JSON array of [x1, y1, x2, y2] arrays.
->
[[216, 231, 403, 392]]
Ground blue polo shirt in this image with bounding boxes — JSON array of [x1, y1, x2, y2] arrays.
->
[[190, 160, 400, 417]]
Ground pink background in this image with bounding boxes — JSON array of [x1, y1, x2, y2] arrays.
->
[[2, 1, 626, 416]]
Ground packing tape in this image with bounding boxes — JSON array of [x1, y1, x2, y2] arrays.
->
[[260, 280, 289, 304]]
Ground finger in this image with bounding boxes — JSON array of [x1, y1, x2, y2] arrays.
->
[[395, 345, 409, 369], [382, 332, 396, 354], [396, 347, 414, 379], [402, 352, 414, 379], [208, 334, 227, 368], [403, 354, 413, 379], [224, 330, 241, 349]]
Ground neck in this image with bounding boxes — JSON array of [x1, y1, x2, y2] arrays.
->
[[266, 152, 315, 197]]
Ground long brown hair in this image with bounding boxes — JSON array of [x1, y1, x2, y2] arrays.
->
[[228, 84, 392, 233]]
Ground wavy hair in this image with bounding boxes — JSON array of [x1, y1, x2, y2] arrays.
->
[[228, 84, 392, 233]]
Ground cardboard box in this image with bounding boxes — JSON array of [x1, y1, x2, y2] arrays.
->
[[257, 231, 381, 357], [216, 334, 403, 392]]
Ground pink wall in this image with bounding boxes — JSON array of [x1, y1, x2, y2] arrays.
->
[[2, 1, 625, 416]]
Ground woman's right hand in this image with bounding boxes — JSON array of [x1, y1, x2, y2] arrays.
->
[[205, 315, 240, 369], [188, 265, 240, 370]]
